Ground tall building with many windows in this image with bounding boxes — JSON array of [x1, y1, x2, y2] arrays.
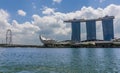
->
[[102, 16, 114, 41], [71, 22, 80, 42], [64, 16, 114, 42], [86, 20, 96, 40]]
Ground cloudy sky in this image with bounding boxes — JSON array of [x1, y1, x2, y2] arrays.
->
[[0, 0, 120, 45]]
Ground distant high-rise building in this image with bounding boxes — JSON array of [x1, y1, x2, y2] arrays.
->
[[102, 16, 114, 41], [86, 20, 96, 40], [64, 16, 114, 42], [71, 22, 80, 42]]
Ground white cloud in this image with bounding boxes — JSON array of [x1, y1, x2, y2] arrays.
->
[[53, 0, 62, 4], [42, 7, 55, 15], [17, 10, 26, 16], [1, 4, 120, 45], [32, 2, 36, 9], [0, 9, 9, 20], [33, 4, 120, 42], [0, 9, 40, 45], [11, 20, 40, 45]]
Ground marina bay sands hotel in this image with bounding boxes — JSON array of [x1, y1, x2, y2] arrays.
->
[[64, 16, 115, 42]]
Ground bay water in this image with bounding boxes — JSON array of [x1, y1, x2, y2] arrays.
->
[[0, 48, 120, 73]]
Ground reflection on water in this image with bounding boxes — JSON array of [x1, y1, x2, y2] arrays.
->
[[0, 48, 120, 73]]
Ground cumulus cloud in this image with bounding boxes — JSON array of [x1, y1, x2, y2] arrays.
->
[[33, 4, 120, 42], [11, 20, 40, 45], [53, 0, 62, 4], [0, 9, 11, 44], [0, 9, 40, 45], [1, 4, 120, 45], [42, 7, 55, 15], [17, 10, 26, 16]]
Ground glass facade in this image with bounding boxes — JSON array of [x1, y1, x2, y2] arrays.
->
[[71, 22, 80, 42], [102, 18, 114, 41], [66, 16, 114, 42], [86, 20, 96, 40]]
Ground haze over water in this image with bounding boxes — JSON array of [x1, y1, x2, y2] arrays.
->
[[0, 48, 120, 73]]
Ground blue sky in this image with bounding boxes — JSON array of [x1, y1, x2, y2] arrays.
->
[[0, 0, 119, 23], [0, 0, 120, 45]]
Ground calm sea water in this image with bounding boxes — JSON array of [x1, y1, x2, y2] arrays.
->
[[0, 48, 120, 73]]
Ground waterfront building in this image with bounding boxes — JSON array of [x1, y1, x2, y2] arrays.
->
[[64, 16, 114, 42], [86, 20, 96, 40], [102, 16, 114, 41], [71, 22, 80, 42]]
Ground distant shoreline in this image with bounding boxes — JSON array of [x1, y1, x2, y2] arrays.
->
[[1, 44, 120, 48]]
